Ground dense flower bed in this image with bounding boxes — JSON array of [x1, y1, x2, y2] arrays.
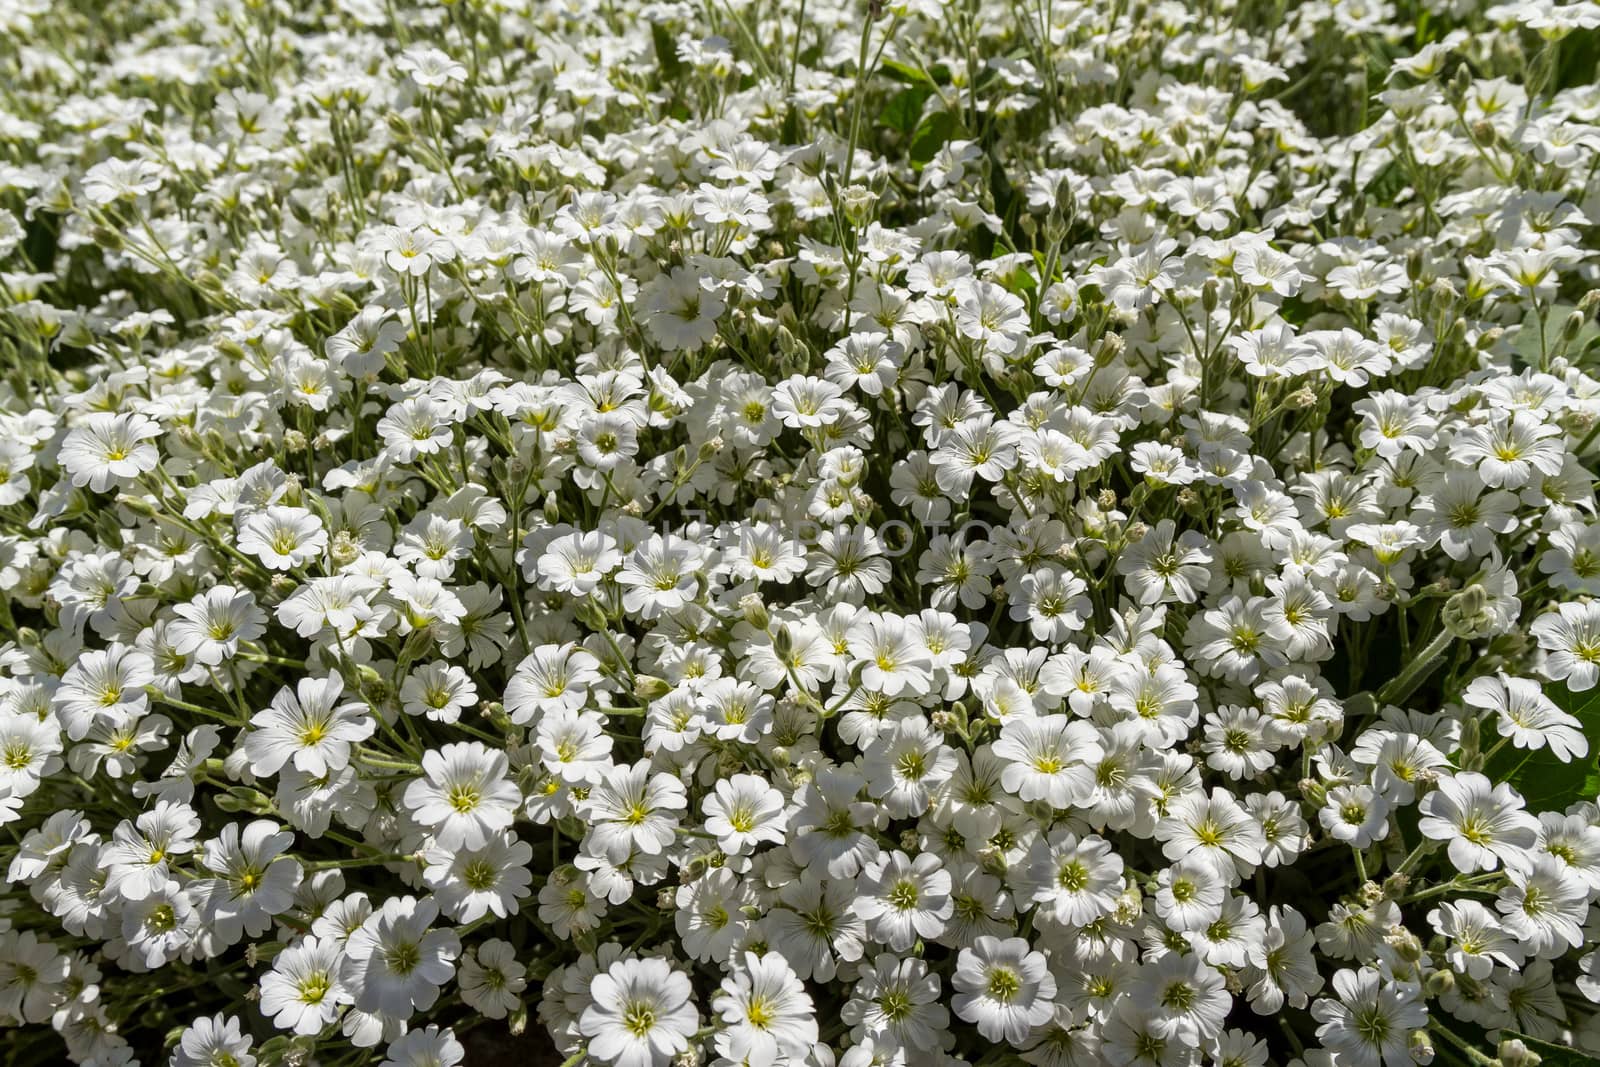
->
[[2, 0, 1600, 1065]]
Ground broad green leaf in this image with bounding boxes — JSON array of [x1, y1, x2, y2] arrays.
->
[[880, 58, 933, 85], [879, 86, 932, 134], [651, 23, 684, 81], [909, 110, 958, 168], [1513, 304, 1600, 370]]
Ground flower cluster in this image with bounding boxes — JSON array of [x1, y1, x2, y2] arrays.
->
[[1, 0, 1600, 1065]]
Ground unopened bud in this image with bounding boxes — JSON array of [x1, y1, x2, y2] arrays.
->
[[1095, 333, 1124, 366], [1388, 928, 1423, 961], [1408, 1029, 1435, 1064], [633, 674, 671, 701], [115, 494, 158, 517], [1498, 1037, 1539, 1067], [90, 225, 125, 251], [1563, 309, 1588, 344], [1441, 585, 1490, 638], [740, 594, 769, 630], [572, 598, 609, 631], [840, 184, 876, 221], [1425, 968, 1455, 997]]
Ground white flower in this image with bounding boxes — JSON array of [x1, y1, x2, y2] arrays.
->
[[1017, 828, 1124, 927], [1427, 900, 1525, 980], [640, 267, 725, 352], [951, 935, 1056, 1045], [424, 832, 533, 921], [580, 957, 700, 1067], [1497, 854, 1590, 957], [582, 760, 687, 863], [841, 954, 950, 1053], [1417, 772, 1540, 874], [403, 741, 522, 851], [1311, 968, 1427, 1067], [1532, 600, 1600, 691], [1132, 952, 1231, 1049], [854, 850, 953, 951], [701, 773, 787, 855], [711, 952, 818, 1067], [1463, 673, 1588, 760], [81, 158, 163, 204], [1318, 783, 1390, 848], [102, 800, 200, 902], [396, 45, 467, 88], [992, 715, 1103, 808], [342, 895, 460, 1018], [58, 412, 161, 492], [259, 935, 352, 1036], [381, 1025, 464, 1067], [245, 676, 374, 778], [457, 939, 527, 1019], [1157, 788, 1267, 882], [169, 585, 266, 666], [195, 819, 302, 944], [172, 1013, 256, 1067], [237, 506, 327, 570]]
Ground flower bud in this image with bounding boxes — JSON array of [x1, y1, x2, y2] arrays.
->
[[1425, 968, 1455, 997], [1095, 333, 1124, 366], [1298, 777, 1326, 806], [1408, 1029, 1434, 1064], [1563, 309, 1587, 344], [633, 674, 671, 700], [90, 225, 125, 251], [1387, 928, 1422, 961], [740, 593, 769, 630], [1498, 1037, 1539, 1067], [572, 597, 609, 631], [1441, 585, 1490, 638], [841, 184, 876, 222], [115, 494, 158, 517]]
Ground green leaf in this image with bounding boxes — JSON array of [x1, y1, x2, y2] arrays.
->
[[1512, 303, 1600, 370], [651, 23, 684, 82], [1488, 681, 1600, 811], [879, 86, 932, 134], [1504, 1033, 1600, 1067], [908, 110, 958, 169], [880, 58, 933, 85]]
